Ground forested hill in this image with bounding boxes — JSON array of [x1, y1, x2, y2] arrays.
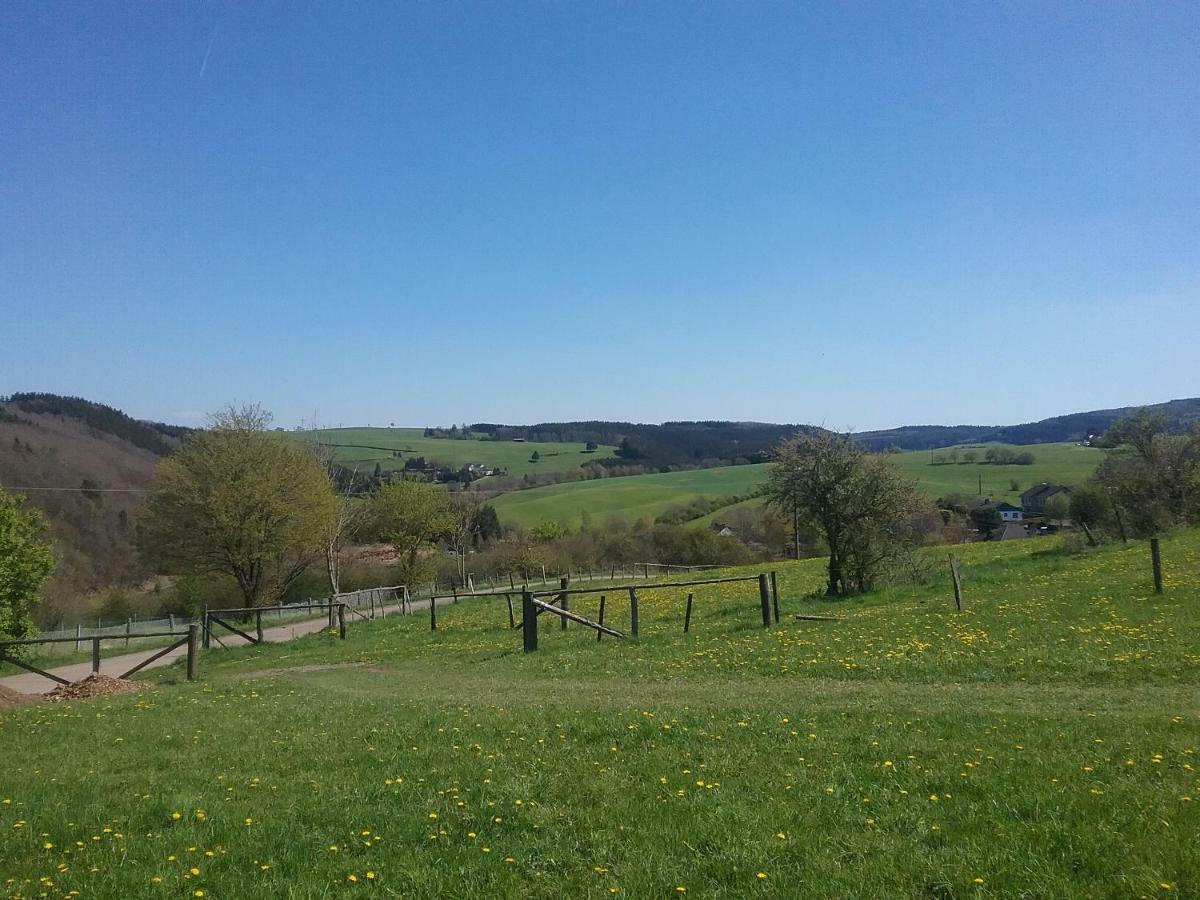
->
[[854, 397, 1200, 451], [3, 393, 190, 455], [475, 397, 1200, 465]]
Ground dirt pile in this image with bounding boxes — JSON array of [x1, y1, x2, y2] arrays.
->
[[0, 685, 35, 709], [44, 674, 144, 702]]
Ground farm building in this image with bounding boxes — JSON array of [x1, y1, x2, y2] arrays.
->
[[994, 501, 1023, 522]]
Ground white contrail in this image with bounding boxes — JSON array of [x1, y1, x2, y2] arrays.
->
[[200, 27, 216, 78]]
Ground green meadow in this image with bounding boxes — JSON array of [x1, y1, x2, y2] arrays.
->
[[2, 530, 1197, 898], [492, 442, 1103, 529], [296, 427, 618, 477]]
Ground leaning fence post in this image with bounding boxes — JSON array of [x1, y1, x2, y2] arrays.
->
[[338, 603, 347, 640], [92, 636, 101, 674], [559, 576, 569, 630], [186, 624, 199, 681], [506, 593, 516, 629], [684, 592, 694, 633], [202, 606, 211, 649], [770, 571, 780, 623], [628, 587, 639, 637], [255, 609, 264, 643], [522, 590, 537, 652], [949, 554, 964, 611], [597, 594, 606, 642], [1150, 538, 1163, 594]]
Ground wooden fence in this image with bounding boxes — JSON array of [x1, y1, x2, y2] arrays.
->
[[0, 626, 200, 686], [519, 572, 779, 653]]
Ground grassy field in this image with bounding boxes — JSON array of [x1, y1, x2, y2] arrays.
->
[[2, 530, 1197, 898], [296, 427, 618, 477], [493, 442, 1103, 529]]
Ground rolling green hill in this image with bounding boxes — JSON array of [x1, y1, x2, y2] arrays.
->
[[296, 427, 618, 478], [492, 442, 1105, 529], [3, 531, 1197, 897]]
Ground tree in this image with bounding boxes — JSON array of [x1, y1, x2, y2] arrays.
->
[[970, 505, 1002, 538], [476, 505, 502, 543], [1093, 409, 1200, 536], [1044, 493, 1071, 527], [765, 432, 925, 597], [585, 441, 599, 451], [447, 492, 485, 583], [0, 486, 57, 641], [530, 450, 540, 463], [139, 404, 339, 607], [371, 479, 453, 585]]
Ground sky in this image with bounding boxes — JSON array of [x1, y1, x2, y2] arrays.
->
[[1, 2, 1197, 432]]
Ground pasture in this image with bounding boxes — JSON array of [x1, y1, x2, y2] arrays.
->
[[493, 442, 1103, 529], [297, 427, 618, 477], [2, 530, 1196, 898]]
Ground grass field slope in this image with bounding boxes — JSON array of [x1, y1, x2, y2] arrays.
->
[[298, 427, 618, 477], [493, 442, 1103, 529], [2, 531, 1197, 897]]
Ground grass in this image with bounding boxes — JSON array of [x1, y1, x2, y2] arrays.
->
[[493, 442, 1103, 529], [2, 529, 1197, 898], [292, 427, 617, 478], [491, 464, 768, 528]]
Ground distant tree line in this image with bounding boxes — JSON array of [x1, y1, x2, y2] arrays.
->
[[931, 447, 1035, 466]]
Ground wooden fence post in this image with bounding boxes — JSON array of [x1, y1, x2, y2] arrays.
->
[[597, 595, 606, 642], [202, 606, 211, 649], [75, 623, 82, 652], [1151, 538, 1163, 594], [125, 617, 132, 647], [770, 571, 780, 623], [559, 576, 569, 630], [430, 595, 437, 631], [628, 587, 639, 637], [684, 592, 694, 633], [92, 636, 101, 674], [758, 574, 772, 628], [949, 554, 964, 612], [522, 591, 537, 652], [338, 603, 347, 640], [255, 609, 264, 643], [186, 624, 198, 681], [506, 593, 516, 629]]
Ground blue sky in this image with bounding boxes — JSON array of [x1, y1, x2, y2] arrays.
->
[[2, 2, 1197, 431]]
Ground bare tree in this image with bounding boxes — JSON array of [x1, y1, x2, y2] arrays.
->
[[447, 491, 485, 584]]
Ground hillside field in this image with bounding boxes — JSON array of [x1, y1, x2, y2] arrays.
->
[[296, 427, 618, 477], [492, 442, 1103, 529], [1, 530, 1196, 897]]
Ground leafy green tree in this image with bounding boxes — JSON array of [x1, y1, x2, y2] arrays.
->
[[529, 450, 540, 463], [585, 441, 599, 451], [139, 404, 339, 607], [0, 486, 57, 640], [970, 504, 1002, 538], [765, 432, 925, 597], [371, 479, 453, 585]]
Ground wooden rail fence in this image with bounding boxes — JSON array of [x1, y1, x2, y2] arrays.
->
[[0, 626, 199, 686]]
